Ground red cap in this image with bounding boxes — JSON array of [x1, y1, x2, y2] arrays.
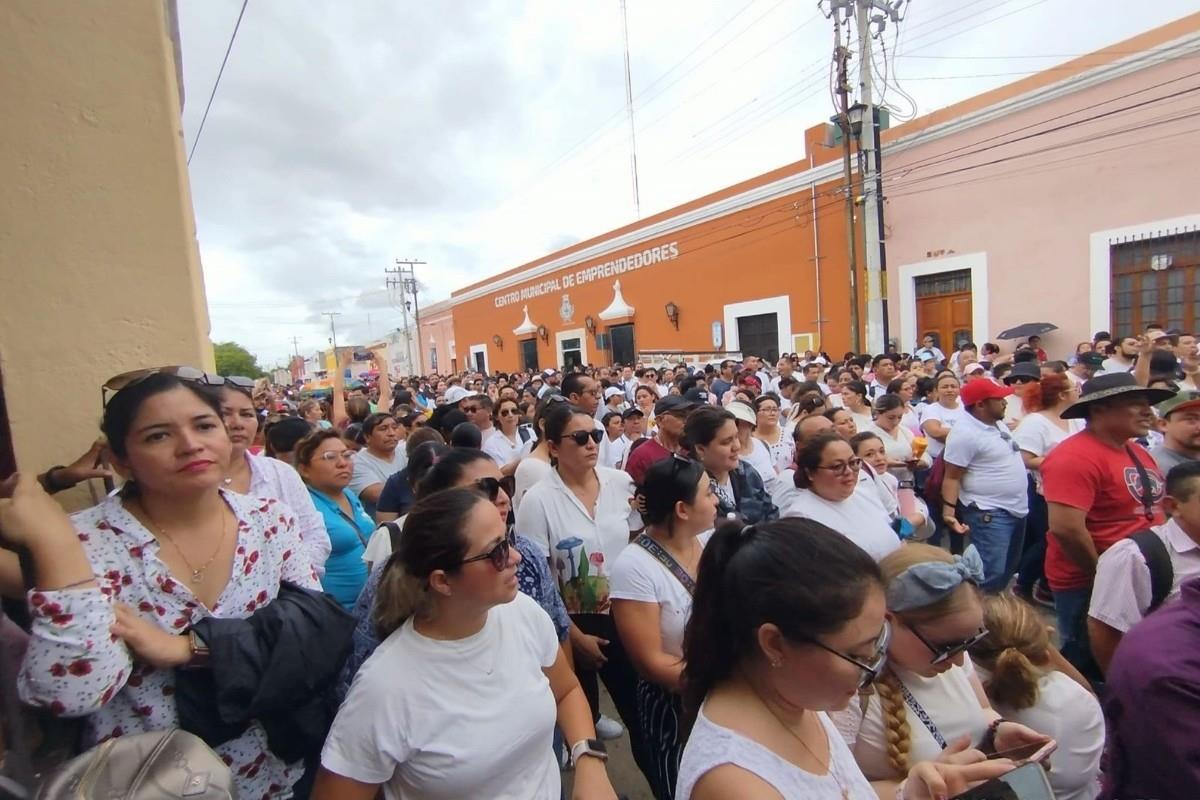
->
[[959, 379, 1013, 407]]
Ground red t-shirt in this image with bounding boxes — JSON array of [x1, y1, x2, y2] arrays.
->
[[624, 437, 672, 486], [1041, 430, 1165, 591]]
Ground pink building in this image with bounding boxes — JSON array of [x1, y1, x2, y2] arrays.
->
[[420, 298, 456, 375], [883, 14, 1200, 353]]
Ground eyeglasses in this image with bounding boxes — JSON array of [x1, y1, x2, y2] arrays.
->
[[459, 529, 518, 571], [498, 408, 518, 416], [559, 429, 604, 446], [905, 621, 989, 665], [316, 450, 353, 463], [814, 457, 863, 475], [461, 406, 480, 414], [997, 430, 1021, 453], [472, 477, 503, 503], [800, 620, 891, 690], [224, 375, 255, 391]]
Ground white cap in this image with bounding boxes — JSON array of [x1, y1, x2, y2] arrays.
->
[[727, 401, 757, 427], [965, 362, 987, 375], [444, 386, 478, 405], [603, 387, 625, 400]]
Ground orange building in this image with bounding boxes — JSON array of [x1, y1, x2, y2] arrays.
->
[[442, 124, 857, 374]]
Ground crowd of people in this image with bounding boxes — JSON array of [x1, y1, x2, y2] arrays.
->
[[1, 325, 1198, 799]]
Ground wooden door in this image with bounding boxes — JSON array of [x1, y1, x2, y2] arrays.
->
[[915, 270, 973, 351]]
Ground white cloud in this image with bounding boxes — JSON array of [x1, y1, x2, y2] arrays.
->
[[180, 0, 1200, 366]]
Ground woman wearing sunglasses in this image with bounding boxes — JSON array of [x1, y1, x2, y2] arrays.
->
[[516, 402, 653, 784], [677, 519, 1011, 800], [483, 397, 534, 477], [338, 447, 570, 703], [296, 430, 372, 610], [217, 378, 332, 576], [610, 456, 718, 799], [782, 432, 901, 562], [834, 544, 1052, 793], [314, 487, 618, 800], [8, 372, 321, 799]]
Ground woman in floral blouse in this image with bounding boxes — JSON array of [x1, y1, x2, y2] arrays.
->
[[6, 371, 319, 799]]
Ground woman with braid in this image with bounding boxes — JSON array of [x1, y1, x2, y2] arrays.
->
[[832, 544, 1052, 793]]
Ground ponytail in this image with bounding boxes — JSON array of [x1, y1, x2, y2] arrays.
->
[[967, 593, 1050, 712], [987, 647, 1042, 711]]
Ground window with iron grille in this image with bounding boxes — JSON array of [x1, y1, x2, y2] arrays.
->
[[915, 269, 971, 298], [1110, 228, 1200, 336]]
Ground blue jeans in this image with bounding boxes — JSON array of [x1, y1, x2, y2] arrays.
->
[[959, 505, 1026, 593], [1053, 585, 1104, 685]]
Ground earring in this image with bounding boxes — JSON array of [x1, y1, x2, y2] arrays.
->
[[771, 659, 782, 669]]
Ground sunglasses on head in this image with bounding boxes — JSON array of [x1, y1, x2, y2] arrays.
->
[[559, 429, 604, 446], [459, 529, 518, 571], [906, 621, 989, 665], [101, 366, 224, 408]]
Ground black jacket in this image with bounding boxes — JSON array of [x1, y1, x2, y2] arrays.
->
[[175, 582, 354, 764]]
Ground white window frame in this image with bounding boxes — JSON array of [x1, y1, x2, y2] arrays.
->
[[896, 252, 989, 352], [722, 295, 792, 357], [556, 328, 587, 368], [468, 343, 488, 374]]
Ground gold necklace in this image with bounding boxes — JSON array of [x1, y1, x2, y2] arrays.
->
[[758, 695, 850, 800], [140, 503, 229, 585]]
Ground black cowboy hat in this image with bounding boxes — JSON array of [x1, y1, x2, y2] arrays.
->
[[1061, 373, 1175, 420]]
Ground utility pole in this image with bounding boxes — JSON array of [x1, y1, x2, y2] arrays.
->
[[828, 1, 861, 353], [321, 312, 341, 376], [290, 336, 300, 358], [386, 259, 427, 377]]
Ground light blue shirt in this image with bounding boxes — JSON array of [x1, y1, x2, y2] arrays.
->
[[307, 487, 372, 609]]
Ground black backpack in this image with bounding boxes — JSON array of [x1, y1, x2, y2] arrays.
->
[[1128, 528, 1174, 613]]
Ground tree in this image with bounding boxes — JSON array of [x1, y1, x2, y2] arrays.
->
[[212, 341, 266, 378]]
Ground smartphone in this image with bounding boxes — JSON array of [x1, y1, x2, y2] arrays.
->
[[986, 740, 1056, 765], [950, 762, 1055, 800]]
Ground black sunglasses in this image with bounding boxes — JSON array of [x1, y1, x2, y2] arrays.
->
[[472, 477, 503, 503], [906, 621, 988, 665], [459, 529, 517, 571], [559, 429, 603, 446]]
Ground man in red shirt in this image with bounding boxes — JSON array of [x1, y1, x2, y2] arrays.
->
[[1042, 372, 1173, 681], [624, 395, 693, 485]]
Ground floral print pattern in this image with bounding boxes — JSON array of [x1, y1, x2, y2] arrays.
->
[[18, 490, 320, 800]]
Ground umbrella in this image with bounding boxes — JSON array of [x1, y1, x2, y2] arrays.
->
[[997, 322, 1058, 340]]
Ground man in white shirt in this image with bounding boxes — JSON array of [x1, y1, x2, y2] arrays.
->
[[1067, 352, 1105, 388], [767, 357, 795, 395], [867, 353, 899, 399], [915, 334, 946, 367], [939, 379, 1030, 592], [1100, 337, 1138, 375], [1088, 460, 1200, 673], [462, 394, 497, 443]]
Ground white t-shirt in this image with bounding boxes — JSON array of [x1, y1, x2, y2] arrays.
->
[[362, 514, 406, 566], [741, 437, 778, 489], [482, 429, 533, 468], [1088, 518, 1200, 633], [1012, 413, 1085, 492], [867, 423, 930, 483], [609, 534, 709, 658], [781, 486, 901, 562], [599, 435, 629, 470], [516, 466, 641, 615], [321, 592, 560, 800], [512, 457, 553, 516], [349, 449, 406, 517], [974, 666, 1103, 800], [756, 429, 796, 474], [833, 657, 988, 782], [943, 413, 1030, 515], [771, 469, 800, 512], [918, 402, 966, 459]]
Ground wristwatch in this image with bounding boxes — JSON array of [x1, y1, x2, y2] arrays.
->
[[570, 738, 608, 767], [185, 629, 211, 669]]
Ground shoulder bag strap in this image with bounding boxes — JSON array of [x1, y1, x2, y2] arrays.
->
[[1124, 445, 1158, 521], [1129, 528, 1175, 612], [632, 534, 696, 596], [384, 521, 403, 552], [897, 680, 949, 749]]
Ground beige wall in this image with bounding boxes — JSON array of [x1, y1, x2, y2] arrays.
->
[[0, 0, 211, 506]]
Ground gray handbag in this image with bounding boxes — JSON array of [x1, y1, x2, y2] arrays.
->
[[34, 730, 236, 800]]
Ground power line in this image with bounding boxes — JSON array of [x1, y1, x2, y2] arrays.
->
[[187, 0, 249, 166]]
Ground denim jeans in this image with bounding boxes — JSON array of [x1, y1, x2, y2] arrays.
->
[[959, 505, 1027, 593], [1053, 585, 1104, 685]]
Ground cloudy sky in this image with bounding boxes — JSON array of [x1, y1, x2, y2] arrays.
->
[[179, 0, 1198, 367]]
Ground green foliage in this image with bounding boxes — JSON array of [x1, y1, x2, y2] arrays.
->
[[212, 341, 266, 378]]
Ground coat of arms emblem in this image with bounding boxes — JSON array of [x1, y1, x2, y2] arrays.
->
[[559, 293, 575, 323]]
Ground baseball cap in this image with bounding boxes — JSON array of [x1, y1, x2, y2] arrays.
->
[[682, 387, 711, 404], [727, 401, 757, 427], [443, 386, 478, 405], [964, 362, 987, 375], [603, 387, 625, 401], [959, 380, 1013, 407], [917, 351, 936, 362], [1156, 390, 1200, 418], [1078, 352, 1106, 369], [622, 407, 645, 420], [542, 368, 558, 377], [654, 395, 695, 416]]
